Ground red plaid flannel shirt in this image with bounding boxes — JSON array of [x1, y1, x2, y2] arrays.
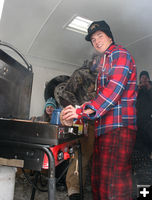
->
[[76, 44, 137, 136]]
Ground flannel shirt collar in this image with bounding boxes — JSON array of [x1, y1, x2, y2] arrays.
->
[[104, 43, 121, 56]]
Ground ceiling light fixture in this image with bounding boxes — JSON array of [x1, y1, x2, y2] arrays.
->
[[66, 16, 92, 35], [0, 0, 4, 20]]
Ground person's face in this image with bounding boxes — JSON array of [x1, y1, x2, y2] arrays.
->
[[91, 30, 113, 54], [140, 75, 150, 86], [45, 105, 54, 116]]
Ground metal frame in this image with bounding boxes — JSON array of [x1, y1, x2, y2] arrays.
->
[[0, 140, 83, 200]]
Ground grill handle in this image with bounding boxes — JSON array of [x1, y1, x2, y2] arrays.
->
[[0, 40, 32, 72]]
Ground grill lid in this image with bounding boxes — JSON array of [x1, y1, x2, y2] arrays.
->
[[0, 49, 33, 119]]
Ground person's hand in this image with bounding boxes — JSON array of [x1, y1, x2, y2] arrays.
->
[[84, 108, 95, 115], [138, 82, 143, 89], [61, 105, 95, 122], [62, 105, 78, 120], [80, 103, 95, 115], [60, 108, 73, 126]]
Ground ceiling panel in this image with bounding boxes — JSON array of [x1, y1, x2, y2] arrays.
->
[[0, 0, 152, 71]]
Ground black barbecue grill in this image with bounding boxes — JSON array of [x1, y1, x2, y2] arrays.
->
[[0, 43, 83, 200]]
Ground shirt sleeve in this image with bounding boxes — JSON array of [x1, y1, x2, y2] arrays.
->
[[78, 50, 134, 120]]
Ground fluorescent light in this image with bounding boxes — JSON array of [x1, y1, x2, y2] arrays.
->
[[0, 0, 4, 20], [66, 16, 92, 35]]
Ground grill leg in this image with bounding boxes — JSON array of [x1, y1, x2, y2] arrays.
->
[[30, 172, 39, 200], [77, 141, 83, 200], [43, 147, 56, 200], [48, 177, 56, 200]]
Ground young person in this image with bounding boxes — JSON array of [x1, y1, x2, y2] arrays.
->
[[31, 97, 57, 122], [135, 70, 152, 151], [62, 20, 137, 200]]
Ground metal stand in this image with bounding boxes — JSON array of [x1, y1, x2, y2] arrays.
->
[[0, 140, 83, 200], [30, 172, 39, 200], [77, 141, 83, 200], [0, 141, 55, 200]]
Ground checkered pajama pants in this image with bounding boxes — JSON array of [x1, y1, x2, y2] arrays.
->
[[91, 127, 136, 200]]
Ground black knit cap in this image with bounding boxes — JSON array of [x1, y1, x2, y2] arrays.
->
[[85, 20, 114, 42], [139, 70, 150, 79]]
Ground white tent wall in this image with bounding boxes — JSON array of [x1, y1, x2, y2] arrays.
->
[[29, 58, 79, 118]]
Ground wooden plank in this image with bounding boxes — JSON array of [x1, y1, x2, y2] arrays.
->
[[0, 157, 24, 168]]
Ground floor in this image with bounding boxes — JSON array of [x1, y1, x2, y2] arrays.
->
[[131, 150, 152, 199], [13, 164, 93, 200], [14, 177, 93, 200]]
